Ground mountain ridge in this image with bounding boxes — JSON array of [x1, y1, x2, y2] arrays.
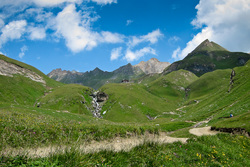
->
[[48, 58, 170, 89], [164, 39, 250, 76]]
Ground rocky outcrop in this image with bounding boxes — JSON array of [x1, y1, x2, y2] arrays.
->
[[47, 68, 83, 82], [134, 58, 170, 74], [228, 69, 236, 92], [0, 59, 45, 84]]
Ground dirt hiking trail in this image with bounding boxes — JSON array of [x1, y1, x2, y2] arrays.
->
[[1, 126, 219, 158], [189, 126, 219, 136], [1, 132, 188, 158]]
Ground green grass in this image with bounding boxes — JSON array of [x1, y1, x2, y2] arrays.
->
[[2, 134, 249, 166], [177, 61, 250, 125], [0, 54, 250, 166], [100, 83, 179, 122], [39, 84, 94, 115], [211, 111, 250, 132], [147, 70, 198, 100], [0, 75, 46, 105]]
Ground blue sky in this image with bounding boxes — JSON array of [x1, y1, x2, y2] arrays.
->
[[0, 0, 249, 74]]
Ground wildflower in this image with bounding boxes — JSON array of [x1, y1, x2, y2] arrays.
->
[[33, 132, 36, 134]]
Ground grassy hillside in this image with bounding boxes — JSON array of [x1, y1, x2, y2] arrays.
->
[[38, 84, 94, 115], [0, 54, 62, 106], [99, 70, 198, 123], [175, 61, 250, 131], [100, 83, 171, 122], [0, 75, 46, 106], [147, 70, 198, 100]]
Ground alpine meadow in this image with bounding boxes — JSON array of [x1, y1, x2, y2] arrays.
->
[[0, 0, 250, 166]]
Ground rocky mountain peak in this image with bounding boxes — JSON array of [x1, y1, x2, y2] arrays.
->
[[191, 39, 228, 54], [134, 58, 170, 74]]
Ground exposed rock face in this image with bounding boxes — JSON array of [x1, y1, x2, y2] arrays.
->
[[47, 68, 83, 82], [134, 58, 170, 74], [0, 59, 46, 84]]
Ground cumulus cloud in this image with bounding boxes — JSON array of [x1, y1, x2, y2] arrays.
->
[[173, 0, 250, 60], [124, 47, 156, 62], [53, 4, 99, 52], [129, 29, 163, 47], [28, 26, 46, 40], [18, 45, 28, 59], [0, 20, 27, 47], [53, 4, 123, 53], [110, 47, 123, 61], [91, 0, 117, 5]]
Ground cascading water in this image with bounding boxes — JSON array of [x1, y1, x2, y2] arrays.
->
[[91, 91, 103, 118]]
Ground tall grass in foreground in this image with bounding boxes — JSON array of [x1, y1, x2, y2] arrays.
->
[[1, 134, 249, 166], [0, 104, 193, 150]]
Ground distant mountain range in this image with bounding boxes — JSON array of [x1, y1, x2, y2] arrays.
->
[[48, 58, 170, 89], [48, 39, 250, 89]]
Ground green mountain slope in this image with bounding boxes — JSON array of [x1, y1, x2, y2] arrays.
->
[[0, 54, 63, 106], [191, 39, 228, 53], [38, 84, 94, 115], [177, 60, 250, 131], [0, 54, 94, 116], [164, 40, 250, 76], [147, 70, 198, 100]]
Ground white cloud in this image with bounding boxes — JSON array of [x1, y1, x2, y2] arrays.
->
[[172, 47, 181, 60], [168, 36, 180, 43], [173, 27, 213, 59], [110, 47, 123, 61], [91, 0, 117, 5], [100, 31, 124, 43], [53, 4, 99, 53], [124, 47, 156, 62], [19, 45, 28, 59], [0, 20, 27, 48], [33, 0, 81, 7], [0, 19, 4, 29], [28, 26, 46, 40], [0, 0, 82, 8], [25, 8, 53, 22], [126, 20, 133, 26], [174, 0, 250, 60], [53, 4, 124, 53], [129, 29, 163, 47]]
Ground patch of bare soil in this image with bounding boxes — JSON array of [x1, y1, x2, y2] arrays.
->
[[189, 126, 219, 136]]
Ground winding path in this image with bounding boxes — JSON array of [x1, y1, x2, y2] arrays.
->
[[1, 127, 219, 158]]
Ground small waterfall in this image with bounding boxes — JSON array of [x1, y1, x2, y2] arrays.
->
[[91, 91, 103, 118]]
